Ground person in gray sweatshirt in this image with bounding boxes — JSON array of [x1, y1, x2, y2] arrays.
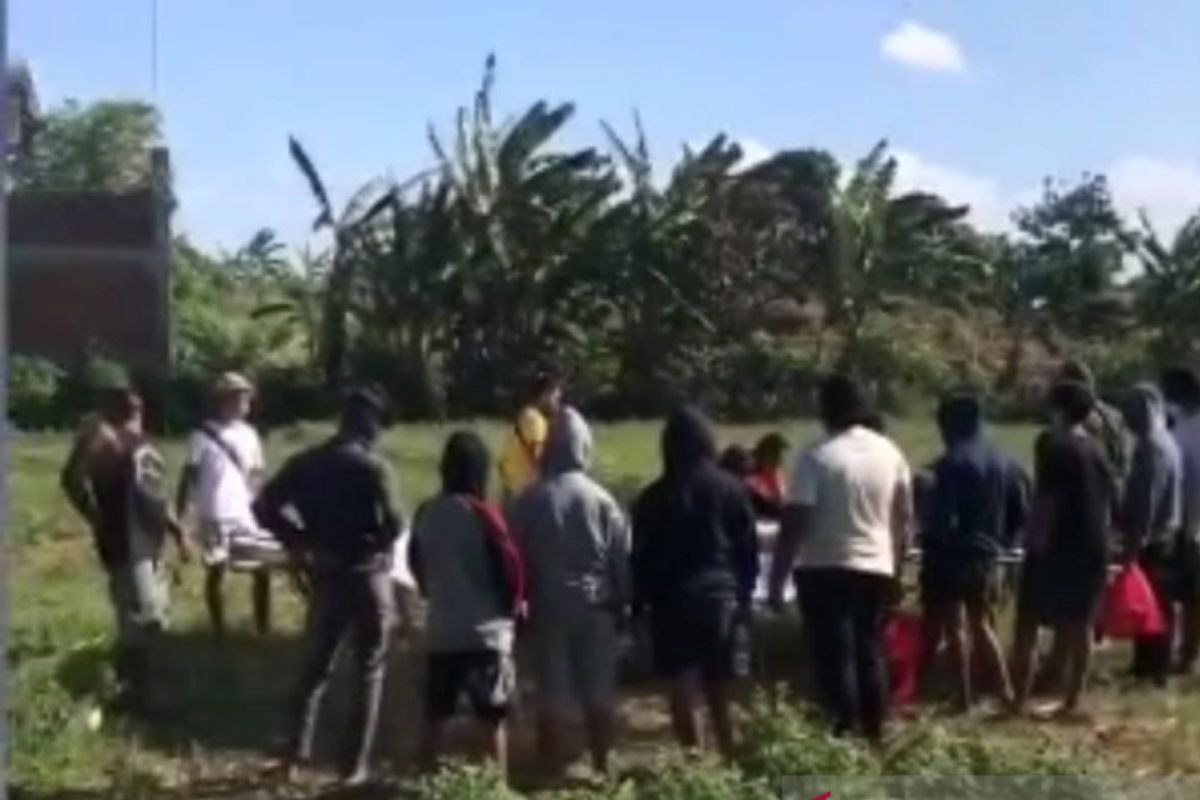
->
[[510, 407, 631, 778], [1120, 383, 1182, 684]]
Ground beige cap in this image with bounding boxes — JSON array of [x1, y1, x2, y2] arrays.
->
[[213, 371, 254, 396]]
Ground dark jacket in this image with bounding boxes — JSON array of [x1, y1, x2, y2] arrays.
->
[[925, 437, 1029, 561], [254, 435, 404, 573], [632, 408, 759, 610]]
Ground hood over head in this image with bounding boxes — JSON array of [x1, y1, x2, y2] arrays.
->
[[1123, 383, 1169, 439], [542, 406, 593, 475], [662, 406, 717, 478]]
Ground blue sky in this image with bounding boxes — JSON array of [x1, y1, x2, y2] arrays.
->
[[13, 0, 1200, 250]]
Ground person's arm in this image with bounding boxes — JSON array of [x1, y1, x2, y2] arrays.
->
[[727, 485, 761, 608], [408, 505, 427, 595], [247, 430, 267, 494], [372, 459, 405, 547], [175, 432, 204, 520], [629, 493, 653, 617], [252, 456, 303, 551], [768, 449, 818, 611], [606, 501, 634, 619], [1003, 462, 1031, 549], [1119, 443, 1155, 559], [890, 459, 914, 575], [60, 423, 100, 524]]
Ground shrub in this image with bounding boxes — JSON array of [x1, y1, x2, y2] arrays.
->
[[8, 356, 65, 429], [736, 692, 873, 779], [414, 762, 524, 800]]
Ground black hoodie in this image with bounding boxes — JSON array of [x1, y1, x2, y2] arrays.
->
[[631, 407, 760, 610]]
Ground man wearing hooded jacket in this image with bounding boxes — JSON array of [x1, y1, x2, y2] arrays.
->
[[510, 407, 631, 778]]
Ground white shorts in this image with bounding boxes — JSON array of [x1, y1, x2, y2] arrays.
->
[[201, 520, 286, 571]]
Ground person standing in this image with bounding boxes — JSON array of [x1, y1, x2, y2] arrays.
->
[[1010, 381, 1118, 719], [768, 375, 913, 742], [498, 373, 563, 502], [632, 407, 759, 760], [253, 387, 403, 787], [61, 385, 189, 712], [919, 393, 1026, 710], [746, 433, 789, 522], [410, 431, 526, 780], [1162, 367, 1200, 675], [1117, 384, 1182, 685], [176, 373, 281, 638], [510, 408, 631, 778]]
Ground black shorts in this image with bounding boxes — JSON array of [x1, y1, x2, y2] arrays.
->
[[920, 557, 998, 610], [1172, 541, 1200, 603], [1019, 554, 1105, 626], [425, 650, 514, 723], [650, 592, 748, 683]]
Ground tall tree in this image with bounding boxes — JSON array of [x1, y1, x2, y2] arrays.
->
[[1135, 209, 1200, 363], [1012, 174, 1135, 341], [13, 100, 164, 192]]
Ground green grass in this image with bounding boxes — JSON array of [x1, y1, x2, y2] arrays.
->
[[8, 420, 1198, 798]]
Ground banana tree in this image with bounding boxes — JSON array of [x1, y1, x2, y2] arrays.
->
[[428, 56, 620, 408], [287, 136, 404, 387]]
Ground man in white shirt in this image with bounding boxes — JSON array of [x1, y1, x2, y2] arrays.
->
[[768, 374, 912, 741], [1163, 367, 1200, 675], [176, 372, 280, 638]]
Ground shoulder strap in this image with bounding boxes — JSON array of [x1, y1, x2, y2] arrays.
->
[[199, 422, 247, 477]]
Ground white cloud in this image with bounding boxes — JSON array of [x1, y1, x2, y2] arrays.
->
[[1107, 155, 1200, 236], [892, 148, 1010, 230], [880, 21, 968, 74]]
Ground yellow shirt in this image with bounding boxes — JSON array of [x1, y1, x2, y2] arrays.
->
[[498, 406, 548, 497]]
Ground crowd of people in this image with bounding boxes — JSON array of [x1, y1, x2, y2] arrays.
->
[[57, 360, 1200, 787]]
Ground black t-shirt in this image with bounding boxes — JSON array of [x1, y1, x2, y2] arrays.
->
[[1035, 430, 1117, 564]]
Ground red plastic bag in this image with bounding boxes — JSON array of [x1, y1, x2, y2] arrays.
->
[[884, 612, 923, 707], [1101, 564, 1166, 640]]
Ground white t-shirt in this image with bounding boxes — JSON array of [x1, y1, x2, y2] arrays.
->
[[787, 425, 912, 577], [185, 420, 265, 528]]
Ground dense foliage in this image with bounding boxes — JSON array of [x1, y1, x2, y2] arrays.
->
[[9, 59, 1200, 425]]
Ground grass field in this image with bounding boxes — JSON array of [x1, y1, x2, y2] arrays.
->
[[8, 420, 1200, 798]]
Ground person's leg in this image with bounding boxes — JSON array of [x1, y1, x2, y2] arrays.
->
[[252, 569, 273, 636], [285, 576, 348, 769], [919, 605, 950, 695], [206, 564, 227, 639], [1058, 620, 1093, 714], [481, 717, 510, 781], [702, 679, 735, 760], [1137, 553, 1174, 684], [533, 623, 570, 778], [1177, 549, 1200, 674], [945, 603, 972, 712], [341, 571, 395, 784], [850, 574, 890, 741], [800, 571, 857, 735], [1009, 607, 1040, 714], [668, 675, 702, 751], [578, 610, 620, 775], [967, 603, 1014, 706], [420, 653, 461, 773]]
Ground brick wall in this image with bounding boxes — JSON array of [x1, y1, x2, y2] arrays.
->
[[8, 185, 171, 375]]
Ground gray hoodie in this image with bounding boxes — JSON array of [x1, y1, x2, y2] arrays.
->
[[1120, 384, 1183, 552], [510, 408, 632, 625]]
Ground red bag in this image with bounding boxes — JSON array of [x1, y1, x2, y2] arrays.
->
[[884, 612, 923, 707], [1101, 563, 1165, 640]]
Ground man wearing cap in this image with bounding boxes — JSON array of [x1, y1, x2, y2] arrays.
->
[[254, 387, 405, 787], [176, 372, 279, 637]]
